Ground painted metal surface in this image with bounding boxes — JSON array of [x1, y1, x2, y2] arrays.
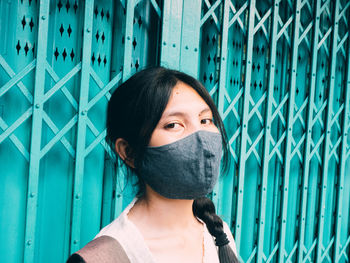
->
[[0, 0, 349, 262]]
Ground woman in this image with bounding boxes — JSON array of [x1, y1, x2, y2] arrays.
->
[[67, 67, 239, 263]]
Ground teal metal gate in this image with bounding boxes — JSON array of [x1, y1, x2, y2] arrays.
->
[[0, 0, 349, 262]]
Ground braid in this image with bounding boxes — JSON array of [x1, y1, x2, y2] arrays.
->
[[193, 197, 239, 263]]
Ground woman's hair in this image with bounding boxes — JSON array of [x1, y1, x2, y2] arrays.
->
[[106, 67, 238, 263]]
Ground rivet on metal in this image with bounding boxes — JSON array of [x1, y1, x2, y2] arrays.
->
[[75, 194, 80, 199], [163, 41, 166, 45], [172, 44, 176, 47], [35, 104, 40, 109], [73, 240, 78, 244], [86, 28, 91, 33], [41, 16, 46, 20], [27, 240, 32, 246], [30, 192, 35, 198], [194, 48, 198, 52], [185, 45, 188, 49]]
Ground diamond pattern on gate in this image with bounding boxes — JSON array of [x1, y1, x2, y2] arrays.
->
[[318, 0, 350, 261], [39, 62, 80, 158], [265, 0, 309, 261], [308, 0, 334, 169], [84, 68, 122, 158], [200, 0, 223, 99], [221, 0, 249, 166], [0, 0, 38, 163], [83, 0, 162, 159], [0, 56, 35, 161]]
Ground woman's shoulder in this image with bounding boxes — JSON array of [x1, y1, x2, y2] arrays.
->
[[66, 235, 131, 263], [66, 199, 142, 263], [96, 198, 138, 239]]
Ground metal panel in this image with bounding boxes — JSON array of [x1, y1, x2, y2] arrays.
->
[[1, 1, 350, 263]]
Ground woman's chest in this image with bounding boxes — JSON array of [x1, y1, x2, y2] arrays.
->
[[145, 233, 204, 263]]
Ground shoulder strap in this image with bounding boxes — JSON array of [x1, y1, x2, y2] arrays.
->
[[67, 235, 131, 263]]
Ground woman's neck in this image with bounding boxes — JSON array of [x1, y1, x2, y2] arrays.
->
[[128, 186, 201, 231]]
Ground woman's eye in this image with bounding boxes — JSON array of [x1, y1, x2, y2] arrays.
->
[[201, 118, 213, 125], [164, 123, 179, 129]]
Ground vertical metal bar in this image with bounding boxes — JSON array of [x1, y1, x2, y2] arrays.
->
[[297, 1, 321, 262], [278, 0, 301, 262], [70, 0, 94, 254], [235, 0, 256, 254], [257, 1, 278, 261], [217, 0, 229, 117], [270, 7, 289, 247], [122, 0, 135, 81], [160, 0, 183, 71], [179, 0, 202, 77], [214, 0, 233, 226], [24, 1, 50, 262], [316, 0, 339, 261], [333, 29, 350, 262]]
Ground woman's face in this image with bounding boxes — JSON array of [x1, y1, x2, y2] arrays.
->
[[149, 82, 219, 147]]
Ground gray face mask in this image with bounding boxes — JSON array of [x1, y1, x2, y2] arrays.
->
[[137, 130, 222, 199]]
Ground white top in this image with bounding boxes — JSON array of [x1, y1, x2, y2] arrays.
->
[[95, 198, 237, 263]]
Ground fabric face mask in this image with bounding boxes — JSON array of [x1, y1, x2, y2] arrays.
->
[[137, 130, 222, 199]]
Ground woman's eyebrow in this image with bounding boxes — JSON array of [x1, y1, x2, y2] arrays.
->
[[198, 107, 211, 115], [162, 107, 211, 118], [162, 111, 187, 118]]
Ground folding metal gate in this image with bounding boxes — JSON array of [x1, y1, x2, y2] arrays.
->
[[0, 0, 349, 262]]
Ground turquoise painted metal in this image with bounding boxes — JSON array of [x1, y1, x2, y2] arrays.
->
[[0, 0, 349, 262]]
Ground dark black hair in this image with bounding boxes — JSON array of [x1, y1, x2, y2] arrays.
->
[[106, 67, 238, 263]]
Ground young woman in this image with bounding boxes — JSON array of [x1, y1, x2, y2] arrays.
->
[[67, 67, 239, 263]]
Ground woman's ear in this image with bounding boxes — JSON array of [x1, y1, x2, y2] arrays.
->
[[115, 138, 135, 168]]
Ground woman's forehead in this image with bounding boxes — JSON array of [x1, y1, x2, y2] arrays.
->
[[161, 82, 211, 116]]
